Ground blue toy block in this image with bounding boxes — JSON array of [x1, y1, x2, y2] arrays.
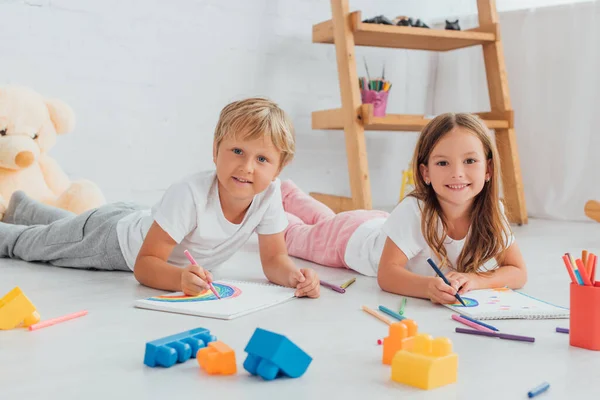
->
[[243, 328, 312, 380], [144, 327, 217, 368]]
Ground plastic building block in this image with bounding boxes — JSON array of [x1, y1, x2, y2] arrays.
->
[[243, 328, 312, 380], [383, 319, 418, 365], [391, 334, 458, 390], [197, 341, 237, 375], [144, 327, 216, 368], [0, 287, 40, 330]]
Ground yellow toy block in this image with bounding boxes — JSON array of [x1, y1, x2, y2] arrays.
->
[[0, 287, 40, 330], [197, 341, 237, 375], [382, 319, 418, 365], [399, 166, 415, 201], [391, 334, 458, 390]]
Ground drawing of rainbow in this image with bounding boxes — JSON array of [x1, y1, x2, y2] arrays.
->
[[148, 283, 242, 302]]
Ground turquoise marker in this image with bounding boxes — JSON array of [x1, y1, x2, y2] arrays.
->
[[378, 305, 406, 321], [527, 382, 550, 398]]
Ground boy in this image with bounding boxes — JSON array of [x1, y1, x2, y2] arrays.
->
[[0, 98, 320, 298]]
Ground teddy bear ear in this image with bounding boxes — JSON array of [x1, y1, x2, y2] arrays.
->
[[46, 98, 76, 134]]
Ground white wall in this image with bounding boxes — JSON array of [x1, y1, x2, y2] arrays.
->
[[0, 0, 594, 211]]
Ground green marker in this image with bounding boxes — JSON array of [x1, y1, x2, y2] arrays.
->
[[399, 297, 407, 315]]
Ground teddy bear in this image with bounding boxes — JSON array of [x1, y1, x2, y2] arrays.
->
[[0, 85, 105, 220]]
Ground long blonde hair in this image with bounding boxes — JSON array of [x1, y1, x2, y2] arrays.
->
[[408, 113, 512, 273]]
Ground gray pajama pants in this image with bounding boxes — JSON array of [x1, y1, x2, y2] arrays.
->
[[0, 191, 141, 271]]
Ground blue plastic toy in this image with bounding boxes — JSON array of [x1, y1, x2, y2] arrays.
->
[[243, 328, 312, 380], [144, 327, 217, 368]]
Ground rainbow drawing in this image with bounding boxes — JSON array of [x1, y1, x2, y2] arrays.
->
[[147, 283, 242, 302], [451, 297, 479, 307]]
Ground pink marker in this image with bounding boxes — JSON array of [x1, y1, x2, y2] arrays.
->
[[28, 310, 88, 331], [452, 314, 495, 333], [183, 250, 221, 299]]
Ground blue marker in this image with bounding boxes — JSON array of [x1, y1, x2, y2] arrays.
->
[[528, 382, 550, 398], [459, 315, 499, 332], [378, 305, 406, 321], [426, 258, 467, 307]]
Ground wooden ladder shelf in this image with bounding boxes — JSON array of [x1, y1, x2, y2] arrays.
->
[[311, 0, 527, 224]]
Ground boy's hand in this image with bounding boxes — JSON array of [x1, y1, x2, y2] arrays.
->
[[289, 268, 320, 298], [181, 264, 214, 296], [427, 277, 460, 304], [445, 271, 481, 295]]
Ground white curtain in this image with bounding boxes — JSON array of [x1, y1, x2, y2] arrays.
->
[[433, 2, 600, 221]]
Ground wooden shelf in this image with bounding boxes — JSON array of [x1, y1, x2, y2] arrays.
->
[[313, 11, 497, 51], [312, 105, 511, 131]]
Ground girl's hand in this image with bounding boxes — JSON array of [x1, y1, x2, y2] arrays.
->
[[445, 271, 481, 295], [289, 268, 320, 298], [181, 264, 213, 296], [427, 277, 460, 304]]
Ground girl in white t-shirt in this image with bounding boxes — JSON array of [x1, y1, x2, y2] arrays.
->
[[283, 113, 527, 304]]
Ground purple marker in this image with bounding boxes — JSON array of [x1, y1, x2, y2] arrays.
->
[[556, 327, 569, 334], [319, 280, 346, 294], [455, 327, 535, 343]]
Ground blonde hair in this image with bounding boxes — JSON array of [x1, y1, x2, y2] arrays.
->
[[408, 113, 512, 274], [214, 97, 295, 167]]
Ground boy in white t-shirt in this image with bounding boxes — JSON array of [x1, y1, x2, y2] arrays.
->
[[0, 98, 320, 298]]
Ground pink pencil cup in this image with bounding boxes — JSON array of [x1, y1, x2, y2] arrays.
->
[[570, 282, 600, 350], [361, 89, 389, 116]]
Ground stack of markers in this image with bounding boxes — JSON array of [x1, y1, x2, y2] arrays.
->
[[562, 250, 597, 285], [359, 77, 391, 92]]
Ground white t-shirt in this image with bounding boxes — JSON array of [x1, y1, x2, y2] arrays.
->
[[344, 196, 514, 276], [116, 170, 288, 271]]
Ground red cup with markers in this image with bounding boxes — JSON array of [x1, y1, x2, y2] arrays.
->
[[570, 282, 600, 350]]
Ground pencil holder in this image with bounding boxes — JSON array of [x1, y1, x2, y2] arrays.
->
[[570, 282, 600, 350], [361, 89, 389, 116]]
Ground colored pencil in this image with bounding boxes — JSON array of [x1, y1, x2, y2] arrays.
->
[[451, 314, 495, 333], [426, 258, 467, 306], [362, 305, 391, 325], [527, 382, 550, 398], [28, 310, 88, 331], [592, 254, 597, 284], [378, 305, 406, 321], [585, 253, 594, 282], [556, 327, 569, 334], [340, 277, 356, 289], [575, 258, 593, 286], [184, 250, 221, 299], [319, 280, 346, 293], [457, 314, 499, 331], [455, 327, 535, 343], [562, 254, 578, 284], [399, 297, 407, 315]]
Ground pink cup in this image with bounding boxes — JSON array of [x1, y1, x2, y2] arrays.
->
[[361, 89, 389, 116]]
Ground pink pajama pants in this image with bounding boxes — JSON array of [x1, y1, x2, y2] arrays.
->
[[281, 180, 388, 269]]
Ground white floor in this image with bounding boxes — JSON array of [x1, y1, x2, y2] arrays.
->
[[1, 218, 599, 400]]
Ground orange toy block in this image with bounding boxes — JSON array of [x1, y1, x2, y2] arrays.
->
[[391, 334, 458, 390], [197, 341, 237, 375], [383, 319, 418, 365], [0, 287, 40, 330]]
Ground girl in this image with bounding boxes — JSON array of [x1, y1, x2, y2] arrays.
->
[[283, 112, 527, 304]]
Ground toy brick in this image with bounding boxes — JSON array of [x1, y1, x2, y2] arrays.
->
[[197, 341, 237, 375], [144, 327, 216, 368], [382, 319, 418, 365], [391, 334, 458, 390], [0, 287, 40, 330], [243, 328, 312, 380]]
